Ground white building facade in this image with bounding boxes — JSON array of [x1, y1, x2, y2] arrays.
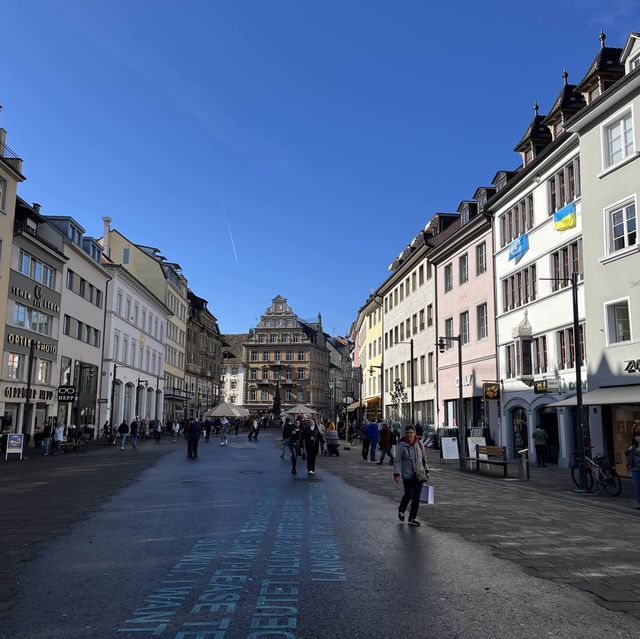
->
[[101, 263, 169, 430]]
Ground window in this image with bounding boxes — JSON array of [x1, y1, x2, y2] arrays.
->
[[35, 359, 51, 384], [460, 311, 470, 345], [444, 318, 454, 350], [6, 353, 23, 380], [604, 111, 634, 168], [418, 265, 424, 285], [262, 352, 269, 362], [444, 264, 453, 292], [427, 304, 433, 327], [547, 158, 581, 213], [476, 242, 487, 275], [551, 240, 583, 290], [399, 283, 404, 301], [557, 325, 585, 369], [249, 389, 256, 401], [419, 355, 425, 385], [419, 309, 425, 331], [297, 352, 304, 361], [502, 264, 537, 311], [400, 322, 405, 341], [412, 313, 418, 335], [476, 303, 488, 340], [532, 335, 548, 374], [606, 200, 637, 254], [412, 272, 417, 292], [459, 254, 469, 284], [505, 344, 516, 379], [123, 248, 130, 264], [499, 194, 534, 247], [428, 352, 434, 383], [113, 333, 120, 360], [297, 369, 304, 380], [261, 391, 268, 402], [0, 176, 6, 212], [606, 300, 631, 344]]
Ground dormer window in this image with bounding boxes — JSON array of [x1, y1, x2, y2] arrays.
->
[[524, 148, 534, 165], [460, 207, 469, 225], [631, 55, 640, 71], [553, 121, 564, 138], [587, 85, 600, 103]]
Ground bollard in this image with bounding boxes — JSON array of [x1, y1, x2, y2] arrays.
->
[[518, 448, 530, 480]]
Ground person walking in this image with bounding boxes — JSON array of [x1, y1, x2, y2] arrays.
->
[[118, 420, 129, 450], [220, 417, 229, 445], [289, 420, 302, 475], [130, 418, 139, 448], [302, 420, 324, 476], [248, 417, 259, 442], [378, 422, 395, 465], [393, 425, 430, 526], [360, 422, 370, 461], [153, 419, 162, 444], [187, 420, 203, 458], [234, 417, 240, 437], [204, 418, 213, 442], [41, 422, 52, 456], [625, 424, 640, 510], [532, 425, 548, 467], [172, 421, 179, 442], [281, 418, 293, 459], [366, 420, 380, 462], [53, 423, 64, 455]]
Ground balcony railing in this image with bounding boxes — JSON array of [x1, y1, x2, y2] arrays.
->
[[0, 138, 20, 160]]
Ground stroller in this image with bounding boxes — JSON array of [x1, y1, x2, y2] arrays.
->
[[325, 429, 340, 456]]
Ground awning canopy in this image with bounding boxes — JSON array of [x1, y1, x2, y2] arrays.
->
[[346, 401, 363, 412], [552, 385, 640, 408]]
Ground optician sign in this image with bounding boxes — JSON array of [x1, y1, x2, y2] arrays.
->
[[6, 333, 57, 355]]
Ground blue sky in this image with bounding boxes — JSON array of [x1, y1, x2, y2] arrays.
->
[[2, 1, 639, 335]]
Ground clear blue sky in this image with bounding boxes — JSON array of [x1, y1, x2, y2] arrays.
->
[[2, 1, 639, 335]]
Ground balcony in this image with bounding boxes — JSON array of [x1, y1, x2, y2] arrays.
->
[[0, 131, 23, 174]]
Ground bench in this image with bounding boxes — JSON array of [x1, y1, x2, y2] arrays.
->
[[468, 445, 508, 478]]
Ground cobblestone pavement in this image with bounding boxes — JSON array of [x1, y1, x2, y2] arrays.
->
[[313, 438, 640, 620]]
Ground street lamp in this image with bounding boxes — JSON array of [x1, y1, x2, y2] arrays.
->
[[398, 339, 415, 425], [540, 272, 587, 491], [438, 334, 465, 471], [76, 362, 96, 433]]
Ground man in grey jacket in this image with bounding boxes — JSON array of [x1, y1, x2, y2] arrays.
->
[[393, 425, 430, 526]]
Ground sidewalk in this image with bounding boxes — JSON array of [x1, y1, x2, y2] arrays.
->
[[0, 437, 177, 611], [315, 439, 640, 621]]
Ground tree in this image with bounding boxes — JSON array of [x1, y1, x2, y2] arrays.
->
[[390, 379, 407, 422]]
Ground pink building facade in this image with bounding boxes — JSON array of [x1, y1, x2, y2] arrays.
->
[[430, 201, 499, 443]]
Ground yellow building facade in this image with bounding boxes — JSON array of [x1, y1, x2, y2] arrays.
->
[[357, 296, 383, 421]]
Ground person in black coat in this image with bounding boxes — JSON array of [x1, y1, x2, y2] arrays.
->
[[289, 421, 302, 475], [302, 420, 324, 475], [187, 420, 203, 458]]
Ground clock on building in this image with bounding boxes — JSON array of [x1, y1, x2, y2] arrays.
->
[[275, 319, 284, 328]]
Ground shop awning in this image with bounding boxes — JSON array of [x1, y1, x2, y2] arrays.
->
[[346, 401, 363, 412], [552, 385, 640, 407]]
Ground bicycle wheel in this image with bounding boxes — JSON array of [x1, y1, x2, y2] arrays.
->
[[571, 464, 594, 491], [602, 470, 622, 497]]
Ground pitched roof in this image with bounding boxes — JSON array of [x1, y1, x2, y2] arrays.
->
[[221, 333, 248, 364], [574, 44, 624, 92], [514, 112, 552, 152]]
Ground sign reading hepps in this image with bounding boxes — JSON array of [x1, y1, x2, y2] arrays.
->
[[624, 359, 640, 373], [57, 386, 76, 402]]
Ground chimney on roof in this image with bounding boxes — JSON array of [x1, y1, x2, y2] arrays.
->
[[102, 216, 112, 257], [32, 203, 41, 213]]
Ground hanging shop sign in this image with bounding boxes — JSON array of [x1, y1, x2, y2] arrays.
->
[[57, 386, 76, 402]]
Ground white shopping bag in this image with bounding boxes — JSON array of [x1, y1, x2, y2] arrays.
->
[[419, 483, 435, 504]]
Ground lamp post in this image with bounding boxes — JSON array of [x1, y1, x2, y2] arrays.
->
[[398, 339, 415, 425], [22, 339, 36, 436], [109, 363, 118, 431], [438, 335, 465, 470], [136, 377, 149, 419], [540, 272, 587, 491]]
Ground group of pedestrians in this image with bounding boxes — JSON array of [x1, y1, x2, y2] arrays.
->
[[40, 422, 65, 455], [281, 416, 326, 476]]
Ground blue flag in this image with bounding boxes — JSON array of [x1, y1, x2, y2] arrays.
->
[[508, 233, 529, 261]]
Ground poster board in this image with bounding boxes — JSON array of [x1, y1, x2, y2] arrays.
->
[[5, 433, 24, 460], [467, 436, 487, 460], [441, 437, 459, 460]]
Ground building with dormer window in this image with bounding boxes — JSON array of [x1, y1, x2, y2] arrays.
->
[[243, 296, 329, 416]]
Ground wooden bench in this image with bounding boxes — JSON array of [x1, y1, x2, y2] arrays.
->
[[468, 445, 508, 478]]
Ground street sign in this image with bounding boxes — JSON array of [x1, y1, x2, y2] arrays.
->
[[483, 382, 500, 400], [97, 398, 108, 404], [5, 433, 23, 460], [57, 386, 76, 402], [533, 379, 548, 394]]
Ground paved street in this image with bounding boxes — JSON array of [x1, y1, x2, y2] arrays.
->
[[1, 432, 639, 638]]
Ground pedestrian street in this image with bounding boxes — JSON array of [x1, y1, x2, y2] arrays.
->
[[2, 432, 639, 639]]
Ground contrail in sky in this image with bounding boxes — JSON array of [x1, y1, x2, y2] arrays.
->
[[225, 216, 239, 264]]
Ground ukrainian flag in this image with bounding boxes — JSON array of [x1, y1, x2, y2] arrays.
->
[[553, 202, 576, 231]]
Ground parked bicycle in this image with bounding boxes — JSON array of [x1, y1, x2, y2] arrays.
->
[[98, 425, 118, 446], [571, 453, 622, 496]]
